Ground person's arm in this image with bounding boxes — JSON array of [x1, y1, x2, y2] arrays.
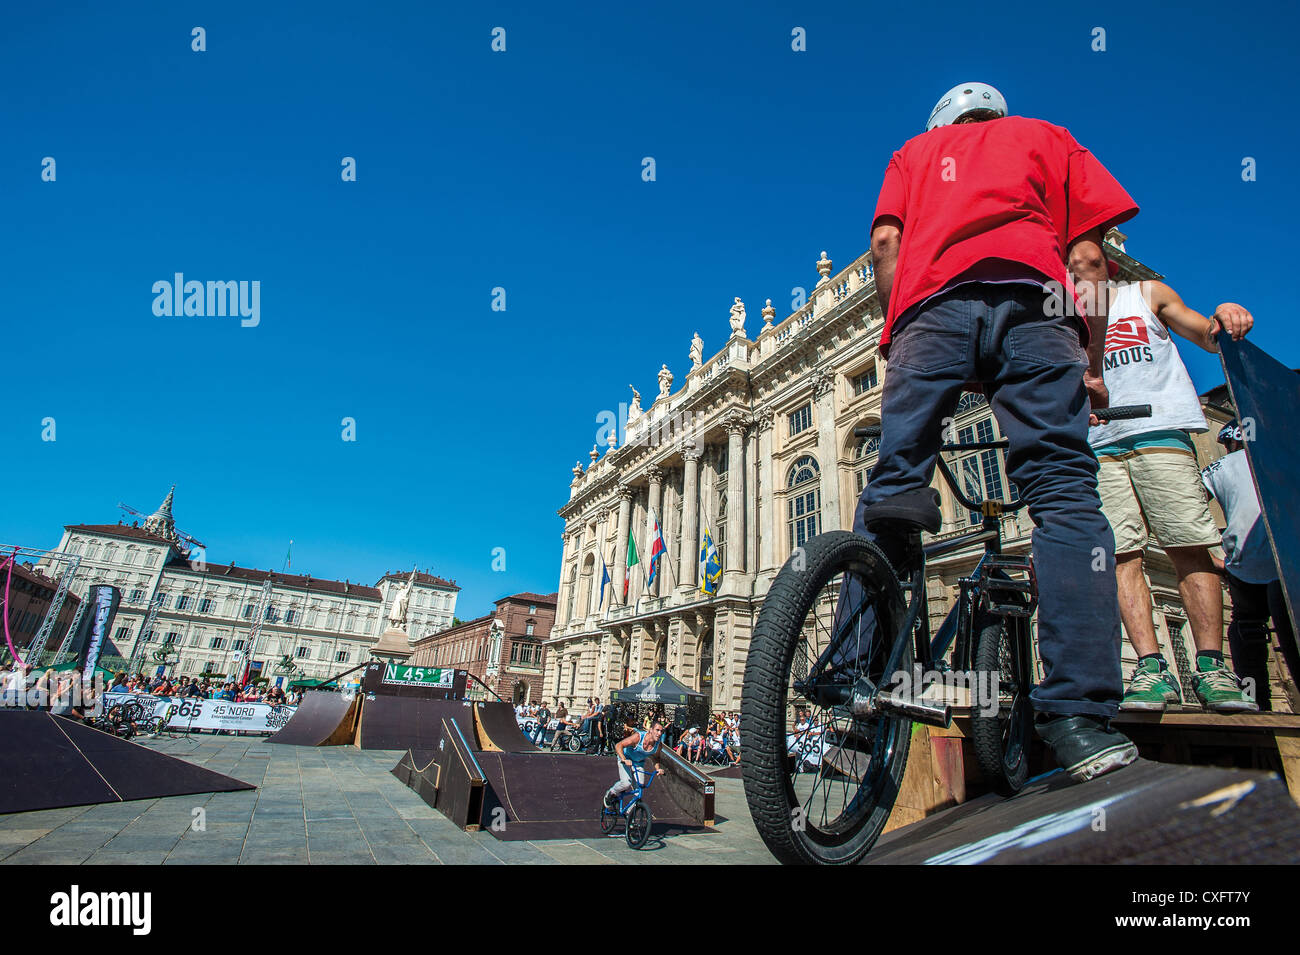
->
[[1065, 228, 1111, 414], [1143, 281, 1253, 353], [870, 216, 903, 317]]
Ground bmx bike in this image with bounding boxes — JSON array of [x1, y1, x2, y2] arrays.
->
[[740, 402, 1150, 865], [600, 767, 658, 849]]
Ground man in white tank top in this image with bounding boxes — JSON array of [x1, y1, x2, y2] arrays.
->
[[1087, 276, 1257, 712]]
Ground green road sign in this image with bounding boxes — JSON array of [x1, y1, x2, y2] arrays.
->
[[381, 664, 455, 688]]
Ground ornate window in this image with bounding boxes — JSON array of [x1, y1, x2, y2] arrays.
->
[[788, 404, 812, 437], [955, 417, 1017, 524], [787, 456, 822, 550], [955, 392, 988, 416], [854, 435, 880, 495], [716, 490, 728, 562], [852, 367, 879, 396]]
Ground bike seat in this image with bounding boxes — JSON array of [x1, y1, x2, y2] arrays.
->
[[861, 488, 943, 535]]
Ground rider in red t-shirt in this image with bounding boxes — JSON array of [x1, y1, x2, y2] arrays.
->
[[859, 83, 1140, 782]]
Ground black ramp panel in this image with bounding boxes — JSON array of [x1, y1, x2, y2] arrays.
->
[[865, 759, 1300, 864], [473, 701, 540, 752], [474, 751, 706, 841], [267, 690, 355, 746], [356, 696, 473, 750], [0, 711, 253, 815], [1219, 336, 1300, 645], [0, 712, 119, 812]]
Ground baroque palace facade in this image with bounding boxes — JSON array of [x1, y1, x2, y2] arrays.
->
[[33, 488, 460, 684], [543, 234, 1254, 714]]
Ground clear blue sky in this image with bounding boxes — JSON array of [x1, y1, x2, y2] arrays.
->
[[3, 1, 1295, 615]]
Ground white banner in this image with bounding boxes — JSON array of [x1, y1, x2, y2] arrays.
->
[[103, 693, 297, 734]]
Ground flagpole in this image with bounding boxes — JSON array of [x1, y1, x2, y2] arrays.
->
[[655, 506, 678, 590]]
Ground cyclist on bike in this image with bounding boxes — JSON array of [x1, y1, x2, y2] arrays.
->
[[861, 82, 1141, 781], [603, 719, 664, 809]]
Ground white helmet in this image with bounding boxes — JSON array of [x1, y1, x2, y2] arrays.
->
[[925, 83, 1008, 132]]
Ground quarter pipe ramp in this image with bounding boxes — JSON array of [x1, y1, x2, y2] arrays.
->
[[266, 691, 359, 746]]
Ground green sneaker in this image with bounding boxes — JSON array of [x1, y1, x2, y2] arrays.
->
[[1193, 655, 1259, 713], [1120, 657, 1182, 712]]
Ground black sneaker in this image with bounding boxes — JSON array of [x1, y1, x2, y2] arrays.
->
[[1035, 714, 1138, 782]]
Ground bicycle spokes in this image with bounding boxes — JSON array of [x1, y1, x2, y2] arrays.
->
[[786, 569, 900, 836]]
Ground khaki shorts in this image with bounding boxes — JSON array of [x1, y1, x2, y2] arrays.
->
[[1096, 446, 1221, 554]]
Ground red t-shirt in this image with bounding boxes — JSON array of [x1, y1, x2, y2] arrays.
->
[[872, 116, 1137, 356]]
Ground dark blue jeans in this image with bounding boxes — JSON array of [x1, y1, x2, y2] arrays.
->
[[855, 283, 1122, 718]]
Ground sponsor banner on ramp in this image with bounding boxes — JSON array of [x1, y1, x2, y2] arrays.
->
[[103, 693, 296, 733]]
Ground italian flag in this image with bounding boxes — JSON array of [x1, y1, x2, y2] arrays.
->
[[624, 534, 640, 601]]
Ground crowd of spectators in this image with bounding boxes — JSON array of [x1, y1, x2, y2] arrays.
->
[[101, 671, 298, 705], [0, 662, 300, 718], [512, 697, 741, 765]]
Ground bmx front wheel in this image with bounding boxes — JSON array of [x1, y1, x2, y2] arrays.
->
[[969, 611, 1032, 796], [741, 530, 914, 865], [625, 803, 651, 849]]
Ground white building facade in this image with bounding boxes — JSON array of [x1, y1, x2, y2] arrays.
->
[[34, 489, 460, 684]]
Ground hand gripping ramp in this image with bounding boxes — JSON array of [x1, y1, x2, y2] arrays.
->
[[471, 701, 540, 752], [266, 691, 359, 746], [864, 759, 1300, 864], [0, 711, 254, 815]]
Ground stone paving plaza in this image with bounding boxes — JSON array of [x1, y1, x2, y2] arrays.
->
[[0, 736, 776, 865]]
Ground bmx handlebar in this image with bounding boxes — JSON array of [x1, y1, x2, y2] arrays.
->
[[851, 404, 1152, 442]]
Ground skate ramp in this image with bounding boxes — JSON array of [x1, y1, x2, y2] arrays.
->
[[0, 711, 253, 815], [266, 691, 358, 746]]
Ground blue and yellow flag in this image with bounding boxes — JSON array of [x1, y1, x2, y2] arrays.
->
[[699, 525, 722, 596]]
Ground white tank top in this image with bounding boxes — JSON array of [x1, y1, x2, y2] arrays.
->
[[1088, 282, 1207, 446]]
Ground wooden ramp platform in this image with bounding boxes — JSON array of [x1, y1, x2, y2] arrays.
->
[[882, 706, 1300, 836], [867, 758, 1300, 864]]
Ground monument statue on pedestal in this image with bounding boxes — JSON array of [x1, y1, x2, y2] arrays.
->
[[729, 297, 747, 338]]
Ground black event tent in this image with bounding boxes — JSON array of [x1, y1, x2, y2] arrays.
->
[[611, 669, 704, 706]]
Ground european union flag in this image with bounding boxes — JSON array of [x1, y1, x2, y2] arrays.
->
[[699, 525, 722, 596]]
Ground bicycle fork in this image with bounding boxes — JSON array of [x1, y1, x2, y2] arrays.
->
[[816, 565, 953, 728]]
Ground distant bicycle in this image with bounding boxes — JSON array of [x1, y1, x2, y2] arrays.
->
[[564, 722, 611, 755], [600, 768, 658, 849], [91, 699, 150, 738]]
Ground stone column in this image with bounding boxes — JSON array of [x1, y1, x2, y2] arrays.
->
[[725, 414, 746, 585], [587, 510, 606, 619], [756, 409, 776, 573], [813, 371, 841, 531], [678, 445, 701, 593], [556, 530, 574, 628], [596, 633, 611, 699], [594, 505, 614, 616], [745, 423, 758, 581], [644, 465, 664, 598], [613, 485, 632, 608]]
